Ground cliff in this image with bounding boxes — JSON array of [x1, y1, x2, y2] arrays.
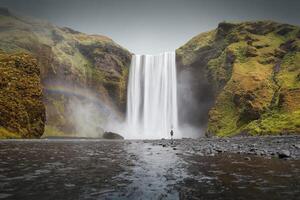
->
[[177, 21, 300, 136], [0, 52, 45, 138], [0, 8, 131, 138]]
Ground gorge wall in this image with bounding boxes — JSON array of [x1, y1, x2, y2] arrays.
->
[[0, 8, 131, 138], [177, 21, 300, 136]]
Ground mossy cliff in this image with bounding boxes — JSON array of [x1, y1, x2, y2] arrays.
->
[[177, 21, 300, 136], [0, 52, 45, 138], [0, 8, 131, 138]]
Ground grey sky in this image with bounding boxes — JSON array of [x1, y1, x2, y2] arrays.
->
[[0, 0, 299, 54]]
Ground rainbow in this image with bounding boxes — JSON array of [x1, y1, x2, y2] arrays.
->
[[43, 83, 120, 115], [44, 84, 100, 103]]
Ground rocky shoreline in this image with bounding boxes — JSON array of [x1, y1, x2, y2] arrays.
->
[[1, 136, 300, 199], [149, 135, 300, 160]]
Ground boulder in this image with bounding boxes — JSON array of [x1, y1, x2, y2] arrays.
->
[[278, 150, 291, 159], [103, 132, 124, 140]]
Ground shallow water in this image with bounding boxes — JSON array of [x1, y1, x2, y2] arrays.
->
[[0, 139, 299, 200]]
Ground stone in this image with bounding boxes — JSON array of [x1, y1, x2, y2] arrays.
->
[[244, 157, 251, 161], [278, 150, 291, 159], [102, 132, 124, 140], [293, 144, 300, 149]]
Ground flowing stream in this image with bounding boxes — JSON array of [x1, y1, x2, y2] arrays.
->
[[126, 52, 178, 139]]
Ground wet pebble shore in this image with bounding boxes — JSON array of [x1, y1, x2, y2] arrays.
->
[[0, 136, 300, 199], [150, 135, 300, 160]]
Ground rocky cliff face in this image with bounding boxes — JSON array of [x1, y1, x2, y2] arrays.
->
[[177, 21, 300, 136], [0, 8, 131, 138], [0, 52, 45, 138]]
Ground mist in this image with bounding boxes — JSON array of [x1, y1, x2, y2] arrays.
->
[[177, 68, 215, 138], [46, 85, 126, 138], [68, 98, 105, 138]]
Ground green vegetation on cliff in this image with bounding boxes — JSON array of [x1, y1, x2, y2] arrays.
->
[[0, 52, 45, 138], [177, 21, 300, 136], [0, 8, 131, 137]]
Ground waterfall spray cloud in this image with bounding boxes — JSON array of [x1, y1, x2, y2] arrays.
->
[[45, 84, 124, 137]]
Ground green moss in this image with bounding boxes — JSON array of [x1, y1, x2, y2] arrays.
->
[[0, 127, 21, 139], [244, 110, 300, 135], [42, 125, 68, 138], [228, 42, 248, 63], [207, 49, 233, 89], [176, 30, 216, 66], [208, 92, 240, 136], [179, 21, 300, 137], [278, 52, 300, 89], [0, 52, 45, 138], [118, 67, 129, 106]]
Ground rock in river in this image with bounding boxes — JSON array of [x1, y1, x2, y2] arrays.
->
[[278, 150, 291, 159], [103, 132, 124, 140]]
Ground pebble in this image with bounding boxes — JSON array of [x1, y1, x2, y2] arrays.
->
[[293, 144, 300, 149], [244, 157, 251, 161], [173, 135, 300, 160]]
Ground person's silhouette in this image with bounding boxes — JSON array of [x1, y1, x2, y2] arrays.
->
[[170, 129, 174, 144]]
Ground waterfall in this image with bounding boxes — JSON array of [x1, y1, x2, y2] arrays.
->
[[126, 52, 178, 139]]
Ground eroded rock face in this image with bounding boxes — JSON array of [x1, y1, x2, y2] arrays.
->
[[0, 52, 45, 138], [177, 21, 300, 136], [0, 9, 131, 137]]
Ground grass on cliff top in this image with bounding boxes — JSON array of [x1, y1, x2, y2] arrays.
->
[[0, 127, 21, 139], [176, 30, 216, 66]]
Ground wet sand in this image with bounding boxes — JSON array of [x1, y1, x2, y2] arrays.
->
[[0, 136, 300, 199]]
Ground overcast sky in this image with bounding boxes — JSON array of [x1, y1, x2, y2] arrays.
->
[[0, 0, 299, 54]]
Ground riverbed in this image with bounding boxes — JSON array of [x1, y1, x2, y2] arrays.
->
[[0, 136, 300, 199]]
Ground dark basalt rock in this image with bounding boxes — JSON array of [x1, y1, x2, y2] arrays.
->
[[278, 150, 291, 159], [216, 22, 237, 39], [280, 39, 297, 52], [276, 26, 294, 36], [245, 21, 277, 35], [103, 132, 124, 140], [297, 30, 300, 39]]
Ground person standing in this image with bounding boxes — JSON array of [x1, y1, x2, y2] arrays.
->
[[170, 129, 174, 144]]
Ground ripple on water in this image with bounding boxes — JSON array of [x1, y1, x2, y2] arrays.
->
[[101, 142, 188, 200], [0, 193, 12, 199]]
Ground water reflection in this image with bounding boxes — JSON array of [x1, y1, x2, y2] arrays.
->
[[179, 153, 300, 199], [0, 140, 299, 200]]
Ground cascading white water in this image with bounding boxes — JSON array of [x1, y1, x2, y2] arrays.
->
[[126, 52, 179, 139]]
